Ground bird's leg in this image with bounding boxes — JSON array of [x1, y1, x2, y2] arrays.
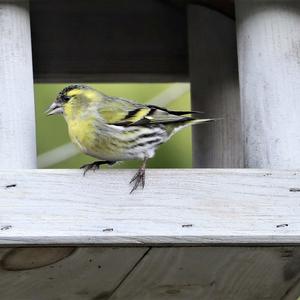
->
[[130, 158, 147, 193], [80, 160, 116, 176]]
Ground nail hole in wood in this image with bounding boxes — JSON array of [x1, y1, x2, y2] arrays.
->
[[0, 225, 12, 231], [5, 184, 16, 189]]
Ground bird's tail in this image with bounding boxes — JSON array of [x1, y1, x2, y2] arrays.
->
[[169, 118, 222, 136], [190, 118, 215, 125], [188, 117, 223, 126]]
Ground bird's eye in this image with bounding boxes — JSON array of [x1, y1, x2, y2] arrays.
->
[[62, 95, 70, 102]]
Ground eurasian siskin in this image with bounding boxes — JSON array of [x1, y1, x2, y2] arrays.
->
[[46, 84, 215, 193]]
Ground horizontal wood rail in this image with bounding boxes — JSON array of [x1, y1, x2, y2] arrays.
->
[[0, 169, 299, 246]]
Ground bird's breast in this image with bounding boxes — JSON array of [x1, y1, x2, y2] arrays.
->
[[66, 117, 123, 160], [67, 118, 97, 153]]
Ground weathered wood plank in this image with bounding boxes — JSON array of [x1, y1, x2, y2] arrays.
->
[[0, 1, 36, 168], [0, 247, 148, 300], [110, 247, 300, 300], [188, 5, 242, 168], [235, 0, 300, 168], [169, 0, 235, 17], [29, 0, 234, 82], [1, 246, 299, 300], [30, 0, 188, 82], [0, 169, 299, 245]]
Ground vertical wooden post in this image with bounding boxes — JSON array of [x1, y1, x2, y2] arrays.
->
[[188, 5, 242, 168], [236, 0, 300, 168], [0, 1, 36, 168]]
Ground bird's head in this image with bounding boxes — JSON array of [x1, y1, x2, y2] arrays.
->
[[45, 84, 94, 116]]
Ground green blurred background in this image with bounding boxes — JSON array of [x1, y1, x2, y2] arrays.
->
[[35, 83, 192, 169]]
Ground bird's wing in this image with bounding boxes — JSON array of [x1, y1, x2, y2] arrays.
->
[[99, 95, 203, 126], [98, 96, 150, 125]]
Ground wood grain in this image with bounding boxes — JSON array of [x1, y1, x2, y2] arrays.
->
[[0, 1, 36, 168], [1, 247, 76, 271], [0, 169, 299, 245], [1, 246, 300, 299], [188, 5, 242, 168], [110, 247, 300, 300], [236, 0, 300, 168], [0, 247, 148, 300]]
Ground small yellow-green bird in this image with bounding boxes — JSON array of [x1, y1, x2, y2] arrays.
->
[[46, 84, 214, 193]]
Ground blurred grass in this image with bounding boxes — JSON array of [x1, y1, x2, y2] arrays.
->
[[34, 83, 192, 169]]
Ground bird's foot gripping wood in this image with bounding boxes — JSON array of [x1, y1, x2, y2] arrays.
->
[[130, 168, 145, 193], [80, 161, 115, 176], [130, 159, 147, 193]]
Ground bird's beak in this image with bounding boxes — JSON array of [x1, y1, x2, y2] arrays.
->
[[45, 102, 63, 116]]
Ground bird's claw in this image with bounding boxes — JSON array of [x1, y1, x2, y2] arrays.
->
[[80, 162, 100, 176], [130, 168, 145, 193], [80, 160, 116, 176]]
